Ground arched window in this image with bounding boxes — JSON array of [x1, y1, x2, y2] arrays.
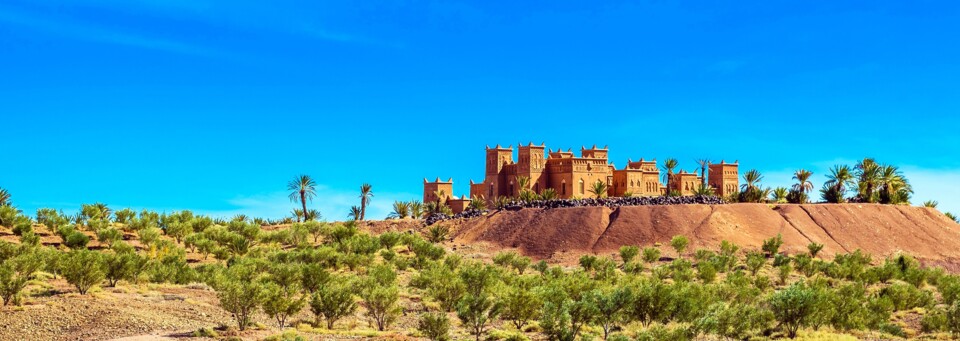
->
[[579, 179, 585, 194]]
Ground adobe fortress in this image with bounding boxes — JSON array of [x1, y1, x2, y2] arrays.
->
[[424, 143, 739, 213]]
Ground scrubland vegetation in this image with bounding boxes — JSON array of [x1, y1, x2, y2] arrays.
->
[[0, 193, 959, 340]]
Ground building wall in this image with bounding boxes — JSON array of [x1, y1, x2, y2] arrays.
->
[[430, 144, 739, 208], [709, 162, 740, 197], [669, 172, 702, 196], [423, 179, 453, 204], [447, 198, 471, 214]]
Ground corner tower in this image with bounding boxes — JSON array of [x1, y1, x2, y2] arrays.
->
[[708, 161, 739, 197]]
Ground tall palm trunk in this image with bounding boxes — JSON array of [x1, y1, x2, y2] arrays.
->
[[360, 197, 367, 221], [300, 190, 308, 221]]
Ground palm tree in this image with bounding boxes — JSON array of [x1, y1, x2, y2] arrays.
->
[[433, 189, 447, 207], [291, 208, 304, 222], [661, 158, 679, 193], [878, 165, 911, 204], [540, 188, 558, 200], [469, 195, 487, 211], [855, 158, 881, 202], [0, 188, 10, 206], [823, 165, 855, 203], [791, 169, 814, 202], [589, 180, 608, 198], [772, 187, 789, 203], [695, 159, 711, 188], [348, 206, 362, 221], [923, 200, 939, 208], [740, 169, 763, 192], [305, 209, 321, 221], [515, 176, 531, 197], [409, 200, 424, 219], [359, 183, 374, 221], [287, 175, 317, 223], [389, 201, 410, 219]]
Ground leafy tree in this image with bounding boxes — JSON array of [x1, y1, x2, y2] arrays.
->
[[359, 183, 374, 221], [501, 279, 541, 329], [0, 250, 43, 305], [165, 222, 191, 244], [359, 265, 401, 331], [262, 281, 306, 329], [457, 293, 503, 341], [310, 275, 357, 329], [62, 250, 105, 294], [670, 235, 689, 259], [214, 264, 267, 331], [103, 252, 139, 286], [768, 282, 818, 338], [287, 174, 317, 223], [590, 286, 632, 340]]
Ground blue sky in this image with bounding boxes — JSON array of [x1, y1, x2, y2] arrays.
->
[[2, 1, 959, 220]]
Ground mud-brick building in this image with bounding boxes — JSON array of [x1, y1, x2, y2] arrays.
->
[[423, 143, 740, 208]]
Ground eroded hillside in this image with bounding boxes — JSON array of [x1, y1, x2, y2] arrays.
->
[[451, 204, 960, 270]]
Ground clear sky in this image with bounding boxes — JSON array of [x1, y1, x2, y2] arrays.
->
[[2, 1, 959, 220]]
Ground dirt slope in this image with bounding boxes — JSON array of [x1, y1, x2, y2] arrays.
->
[[451, 204, 960, 270]]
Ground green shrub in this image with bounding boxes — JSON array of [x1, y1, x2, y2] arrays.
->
[[746, 251, 765, 276], [65, 231, 90, 249], [762, 234, 783, 256], [96, 228, 123, 244], [807, 242, 824, 258], [619, 245, 639, 265], [418, 312, 450, 341], [62, 250, 105, 294], [642, 247, 661, 263], [670, 235, 689, 258]]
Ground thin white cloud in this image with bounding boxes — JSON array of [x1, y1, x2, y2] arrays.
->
[[0, 6, 222, 57]]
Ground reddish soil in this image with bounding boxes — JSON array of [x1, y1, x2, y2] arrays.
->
[[451, 204, 960, 270]]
